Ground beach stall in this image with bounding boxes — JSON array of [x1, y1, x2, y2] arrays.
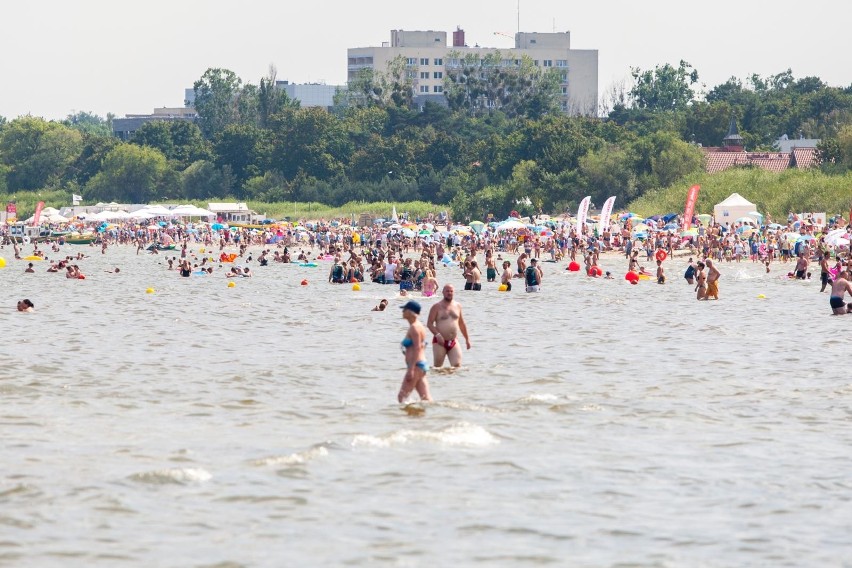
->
[[714, 193, 757, 227]]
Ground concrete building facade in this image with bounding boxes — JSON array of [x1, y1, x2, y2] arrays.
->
[[347, 28, 598, 115]]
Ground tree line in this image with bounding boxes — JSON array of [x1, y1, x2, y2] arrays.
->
[[1, 60, 851, 221]]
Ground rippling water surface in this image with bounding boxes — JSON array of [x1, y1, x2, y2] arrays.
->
[[2, 245, 851, 567]]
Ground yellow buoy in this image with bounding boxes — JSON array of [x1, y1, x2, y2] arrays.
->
[[757, 294, 766, 299], [0, 257, 6, 268], [352, 283, 361, 291], [146, 288, 155, 294], [498, 284, 508, 292], [228, 281, 236, 288], [199, 247, 206, 253]]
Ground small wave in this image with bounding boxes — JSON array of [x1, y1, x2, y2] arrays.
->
[[516, 394, 560, 404], [128, 467, 212, 485], [351, 422, 499, 448], [251, 445, 329, 467]]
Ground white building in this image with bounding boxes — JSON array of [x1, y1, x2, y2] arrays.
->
[[348, 28, 598, 115]]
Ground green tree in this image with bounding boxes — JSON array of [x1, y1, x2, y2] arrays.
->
[[131, 120, 211, 169], [257, 65, 299, 128], [651, 136, 705, 188], [268, 107, 349, 180], [214, 124, 272, 188], [444, 52, 561, 118], [193, 68, 243, 138], [629, 60, 699, 111], [0, 116, 83, 190], [68, 133, 121, 187], [578, 144, 638, 205], [63, 111, 113, 137], [84, 144, 175, 203], [180, 160, 232, 200], [342, 55, 415, 109]]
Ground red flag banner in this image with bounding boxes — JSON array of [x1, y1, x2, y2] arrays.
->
[[32, 201, 45, 227], [5, 202, 15, 214], [683, 185, 701, 231]]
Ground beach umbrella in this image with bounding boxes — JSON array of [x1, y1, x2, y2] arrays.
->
[[768, 223, 782, 229], [469, 220, 485, 234], [696, 214, 712, 225], [796, 234, 815, 243], [401, 228, 415, 237], [736, 217, 757, 226], [620, 212, 639, 220], [418, 229, 433, 236], [497, 219, 526, 231], [664, 222, 679, 230], [825, 229, 850, 246], [662, 213, 678, 223], [748, 211, 764, 221], [631, 223, 649, 234], [681, 228, 698, 237]]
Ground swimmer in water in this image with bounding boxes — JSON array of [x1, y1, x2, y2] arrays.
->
[[426, 284, 471, 368], [398, 300, 431, 403]]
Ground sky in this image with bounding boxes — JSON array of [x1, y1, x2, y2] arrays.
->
[[2, 0, 850, 121]]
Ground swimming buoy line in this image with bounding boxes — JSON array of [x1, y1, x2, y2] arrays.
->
[[655, 250, 667, 262]]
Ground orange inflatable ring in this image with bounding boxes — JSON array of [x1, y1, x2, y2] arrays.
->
[[655, 250, 667, 262], [625, 271, 639, 283]]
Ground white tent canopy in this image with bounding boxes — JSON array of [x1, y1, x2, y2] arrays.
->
[[135, 204, 174, 217], [171, 204, 215, 217], [714, 193, 758, 227]]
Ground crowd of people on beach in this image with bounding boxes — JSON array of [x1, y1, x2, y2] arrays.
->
[[3, 209, 851, 402]]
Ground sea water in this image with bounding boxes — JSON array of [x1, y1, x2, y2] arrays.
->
[[1, 247, 850, 567]]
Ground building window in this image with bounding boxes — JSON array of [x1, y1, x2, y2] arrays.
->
[[420, 58, 429, 66], [561, 87, 568, 95], [420, 72, 429, 79], [543, 60, 552, 67], [561, 73, 568, 83], [433, 85, 443, 93], [433, 71, 443, 79], [420, 85, 429, 93], [530, 39, 537, 44], [556, 60, 568, 68], [533, 60, 539, 66], [406, 70, 417, 79], [434, 58, 443, 65], [561, 101, 568, 111], [406, 57, 417, 66]]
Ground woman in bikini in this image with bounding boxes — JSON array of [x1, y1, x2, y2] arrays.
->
[[398, 300, 431, 403]]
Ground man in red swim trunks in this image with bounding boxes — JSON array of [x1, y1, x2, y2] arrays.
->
[[426, 284, 472, 368]]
